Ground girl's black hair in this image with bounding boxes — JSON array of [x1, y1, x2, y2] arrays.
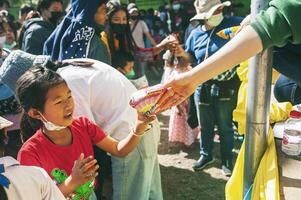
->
[[16, 66, 66, 141], [111, 50, 134, 69], [105, 5, 135, 56]]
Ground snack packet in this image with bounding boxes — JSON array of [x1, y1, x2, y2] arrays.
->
[[129, 84, 167, 116]]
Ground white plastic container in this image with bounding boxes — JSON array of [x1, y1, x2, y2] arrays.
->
[[282, 110, 301, 156]]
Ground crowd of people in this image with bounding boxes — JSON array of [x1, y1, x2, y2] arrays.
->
[[0, 0, 301, 199]]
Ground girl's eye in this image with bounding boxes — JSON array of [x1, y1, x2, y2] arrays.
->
[[68, 95, 72, 99]]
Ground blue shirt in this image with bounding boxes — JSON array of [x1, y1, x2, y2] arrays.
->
[[0, 83, 14, 100], [185, 16, 242, 65]]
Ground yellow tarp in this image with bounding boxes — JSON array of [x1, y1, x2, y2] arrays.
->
[[226, 61, 292, 200]]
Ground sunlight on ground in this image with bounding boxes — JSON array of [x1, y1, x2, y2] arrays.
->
[[158, 151, 229, 181]]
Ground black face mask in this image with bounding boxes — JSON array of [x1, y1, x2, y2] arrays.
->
[[130, 16, 139, 21], [110, 23, 127, 34], [49, 11, 64, 25]]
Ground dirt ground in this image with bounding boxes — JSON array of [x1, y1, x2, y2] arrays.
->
[[147, 67, 241, 200], [158, 111, 240, 200]]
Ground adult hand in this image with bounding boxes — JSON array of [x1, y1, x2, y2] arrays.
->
[[156, 71, 198, 112], [153, 35, 177, 55]]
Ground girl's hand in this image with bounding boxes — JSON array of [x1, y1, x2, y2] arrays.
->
[[68, 153, 99, 188], [135, 114, 156, 136]]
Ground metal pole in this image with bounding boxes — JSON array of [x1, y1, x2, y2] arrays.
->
[[243, 0, 273, 197]]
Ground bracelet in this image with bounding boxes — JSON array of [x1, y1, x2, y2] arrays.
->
[[132, 130, 144, 137], [131, 123, 153, 137]]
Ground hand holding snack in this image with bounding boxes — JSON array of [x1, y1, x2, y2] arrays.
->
[[130, 84, 177, 116]]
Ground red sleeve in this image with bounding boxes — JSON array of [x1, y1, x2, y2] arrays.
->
[[79, 117, 107, 144]]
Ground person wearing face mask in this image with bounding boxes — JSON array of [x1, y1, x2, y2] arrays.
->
[[44, 0, 111, 65], [20, 0, 64, 55], [177, 0, 242, 176], [101, 1, 175, 64], [127, 3, 157, 77]]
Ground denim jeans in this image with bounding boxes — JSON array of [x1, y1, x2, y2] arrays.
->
[[274, 75, 301, 105], [111, 119, 163, 200], [273, 44, 301, 105], [194, 83, 237, 164]]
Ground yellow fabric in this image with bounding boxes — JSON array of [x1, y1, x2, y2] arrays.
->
[[226, 61, 292, 200], [100, 31, 120, 55]]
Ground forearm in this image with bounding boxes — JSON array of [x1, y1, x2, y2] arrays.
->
[[115, 132, 142, 157], [153, 42, 166, 55], [190, 25, 263, 87]]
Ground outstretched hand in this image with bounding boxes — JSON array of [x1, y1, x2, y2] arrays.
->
[[156, 71, 199, 112]]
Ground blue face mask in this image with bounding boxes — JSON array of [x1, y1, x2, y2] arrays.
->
[[125, 69, 135, 79]]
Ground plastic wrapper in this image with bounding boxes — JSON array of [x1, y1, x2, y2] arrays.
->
[[216, 26, 240, 40], [129, 84, 167, 116], [0, 116, 13, 129]]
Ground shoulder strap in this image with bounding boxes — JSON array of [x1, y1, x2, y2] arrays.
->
[[131, 20, 139, 33]]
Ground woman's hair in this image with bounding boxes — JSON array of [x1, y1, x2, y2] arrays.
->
[[16, 66, 66, 141], [105, 4, 135, 55]]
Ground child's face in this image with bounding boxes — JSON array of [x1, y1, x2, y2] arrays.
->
[[123, 61, 134, 74], [41, 83, 75, 127], [94, 4, 107, 25]]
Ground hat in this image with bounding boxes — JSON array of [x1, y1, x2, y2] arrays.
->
[[127, 3, 138, 14], [0, 116, 13, 130], [190, 0, 231, 21], [0, 50, 50, 93]]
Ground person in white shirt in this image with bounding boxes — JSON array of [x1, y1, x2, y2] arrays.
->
[[127, 3, 157, 78], [0, 116, 66, 200], [0, 50, 163, 200]]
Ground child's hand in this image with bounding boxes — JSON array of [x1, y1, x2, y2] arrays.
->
[[69, 153, 99, 188], [135, 113, 156, 135]]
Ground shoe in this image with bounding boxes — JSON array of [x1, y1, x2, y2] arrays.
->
[[192, 156, 215, 171], [222, 161, 233, 177]]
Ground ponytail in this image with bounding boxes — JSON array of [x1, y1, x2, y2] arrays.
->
[[20, 112, 42, 142]]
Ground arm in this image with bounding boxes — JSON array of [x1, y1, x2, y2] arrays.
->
[[95, 116, 155, 157], [152, 34, 178, 56], [158, 25, 263, 110]]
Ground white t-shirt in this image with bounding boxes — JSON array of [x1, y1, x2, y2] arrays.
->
[[58, 59, 137, 141], [130, 20, 149, 48], [1, 156, 66, 200]]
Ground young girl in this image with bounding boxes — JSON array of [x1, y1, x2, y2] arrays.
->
[[168, 57, 199, 146], [16, 66, 154, 200]]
